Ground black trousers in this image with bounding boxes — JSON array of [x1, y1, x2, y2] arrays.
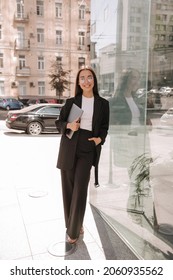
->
[[60, 129, 95, 239]]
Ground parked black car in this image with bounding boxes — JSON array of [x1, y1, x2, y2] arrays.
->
[[6, 103, 63, 135]]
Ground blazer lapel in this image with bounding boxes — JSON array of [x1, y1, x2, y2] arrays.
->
[[74, 95, 82, 108], [92, 96, 102, 130]]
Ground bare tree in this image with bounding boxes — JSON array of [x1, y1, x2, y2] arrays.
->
[[49, 61, 72, 102]]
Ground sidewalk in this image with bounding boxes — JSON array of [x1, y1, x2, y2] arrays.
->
[[0, 172, 137, 260], [0, 123, 136, 260]]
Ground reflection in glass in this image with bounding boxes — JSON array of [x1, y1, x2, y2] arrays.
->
[[90, 0, 173, 259]]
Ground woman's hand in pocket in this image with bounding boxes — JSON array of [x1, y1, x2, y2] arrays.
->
[[88, 137, 102, 146]]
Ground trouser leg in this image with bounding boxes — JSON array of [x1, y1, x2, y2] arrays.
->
[[60, 168, 75, 228], [60, 129, 95, 239], [66, 151, 93, 239]]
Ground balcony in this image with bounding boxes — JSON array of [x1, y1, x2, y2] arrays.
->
[[16, 66, 31, 76], [14, 12, 29, 23], [14, 39, 30, 51]]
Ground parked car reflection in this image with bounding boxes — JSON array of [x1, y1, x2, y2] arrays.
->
[[160, 108, 173, 127], [26, 99, 48, 106], [159, 87, 173, 97], [6, 103, 63, 135], [0, 98, 24, 110]]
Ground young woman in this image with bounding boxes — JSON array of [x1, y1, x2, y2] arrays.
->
[[55, 66, 109, 244]]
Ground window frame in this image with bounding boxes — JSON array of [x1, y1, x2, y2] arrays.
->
[[36, 0, 44, 16], [38, 81, 45, 95], [38, 56, 44, 70], [55, 2, 62, 18], [37, 28, 44, 43], [56, 30, 62, 45]]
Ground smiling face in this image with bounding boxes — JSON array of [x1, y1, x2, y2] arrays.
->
[[78, 69, 94, 96]]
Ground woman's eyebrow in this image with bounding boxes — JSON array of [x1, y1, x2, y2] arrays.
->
[[80, 75, 93, 78]]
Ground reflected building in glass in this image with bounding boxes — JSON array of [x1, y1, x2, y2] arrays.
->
[[90, 0, 173, 260]]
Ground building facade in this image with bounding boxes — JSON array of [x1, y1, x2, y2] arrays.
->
[[0, 0, 90, 100], [149, 0, 173, 88]]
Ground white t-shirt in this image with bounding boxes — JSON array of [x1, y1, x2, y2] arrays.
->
[[125, 96, 140, 126], [80, 95, 94, 131]]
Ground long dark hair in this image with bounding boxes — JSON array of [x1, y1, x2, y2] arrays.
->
[[115, 68, 140, 97], [74, 66, 99, 96]]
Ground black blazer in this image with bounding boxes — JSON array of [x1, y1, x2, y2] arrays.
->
[[55, 94, 109, 185]]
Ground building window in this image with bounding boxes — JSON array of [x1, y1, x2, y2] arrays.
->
[[161, 14, 167, 21], [78, 31, 85, 46], [131, 6, 142, 13], [155, 24, 166, 31], [78, 57, 85, 69], [36, 0, 44, 16], [0, 53, 3, 68], [156, 4, 162, 9], [55, 2, 62, 18], [136, 27, 141, 33], [136, 37, 140, 43], [56, 30, 62, 45], [129, 36, 135, 43], [38, 81, 45, 95], [160, 34, 166, 41], [19, 55, 26, 68], [130, 17, 135, 23], [161, 25, 166, 31], [38, 56, 44, 70], [79, 5, 85, 20], [37, 28, 44, 43], [0, 81, 5, 95], [16, 0, 24, 18], [18, 81, 27, 96]]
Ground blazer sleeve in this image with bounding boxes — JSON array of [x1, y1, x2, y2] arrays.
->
[[55, 98, 74, 135], [99, 99, 110, 145]]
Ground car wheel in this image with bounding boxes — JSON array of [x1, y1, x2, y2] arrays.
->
[[27, 122, 42, 135], [6, 105, 10, 110]]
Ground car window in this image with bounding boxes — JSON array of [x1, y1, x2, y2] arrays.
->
[[38, 106, 61, 115], [167, 109, 173, 114]]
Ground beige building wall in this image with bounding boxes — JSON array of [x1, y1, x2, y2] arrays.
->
[[0, 0, 91, 100]]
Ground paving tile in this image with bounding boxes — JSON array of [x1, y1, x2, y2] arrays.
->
[[0, 205, 31, 260], [25, 219, 66, 256], [16, 188, 64, 225]]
